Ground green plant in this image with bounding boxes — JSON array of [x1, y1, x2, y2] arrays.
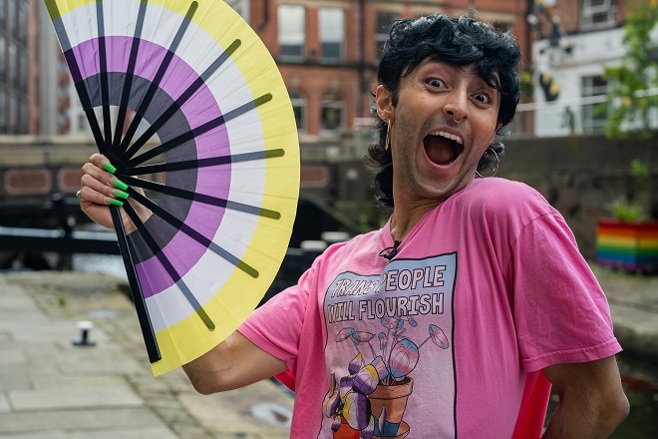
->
[[601, 2, 658, 140], [608, 198, 645, 222], [608, 159, 650, 222]]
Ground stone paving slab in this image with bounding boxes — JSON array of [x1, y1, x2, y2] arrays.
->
[[8, 387, 143, 411], [0, 408, 165, 435], [67, 426, 179, 439], [0, 372, 30, 392], [0, 426, 177, 439], [0, 348, 27, 367], [28, 374, 131, 391], [0, 433, 66, 439], [0, 394, 9, 413], [178, 381, 293, 438]]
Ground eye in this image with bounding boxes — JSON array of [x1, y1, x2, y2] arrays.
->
[[426, 78, 445, 88], [474, 93, 492, 104]]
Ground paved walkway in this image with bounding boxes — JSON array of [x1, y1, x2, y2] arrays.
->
[[0, 266, 656, 438], [0, 271, 293, 439]]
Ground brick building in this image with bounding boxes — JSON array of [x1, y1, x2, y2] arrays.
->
[[519, 0, 648, 137], [0, 0, 41, 134], [230, 0, 530, 159]]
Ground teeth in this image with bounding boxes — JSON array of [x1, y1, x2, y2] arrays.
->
[[430, 131, 462, 145]]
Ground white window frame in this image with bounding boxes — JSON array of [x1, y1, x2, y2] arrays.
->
[[581, 75, 609, 134], [581, 0, 616, 30], [278, 4, 306, 60], [319, 7, 345, 62]]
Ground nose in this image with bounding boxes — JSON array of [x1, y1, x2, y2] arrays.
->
[[443, 90, 468, 123]]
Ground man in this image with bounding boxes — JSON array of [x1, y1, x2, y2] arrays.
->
[[80, 14, 628, 438]]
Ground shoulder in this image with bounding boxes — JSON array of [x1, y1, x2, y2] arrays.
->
[[452, 177, 554, 219], [458, 177, 546, 205]]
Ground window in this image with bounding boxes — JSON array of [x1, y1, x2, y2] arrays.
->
[[581, 75, 609, 133], [0, 86, 6, 134], [319, 8, 344, 61], [320, 91, 343, 133], [376, 11, 397, 58], [289, 90, 306, 132], [581, 0, 616, 30], [278, 5, 305, 59], [17, 1, 28, 47]]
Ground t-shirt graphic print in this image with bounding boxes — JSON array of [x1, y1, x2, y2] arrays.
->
[[320, 253, 457, 438]]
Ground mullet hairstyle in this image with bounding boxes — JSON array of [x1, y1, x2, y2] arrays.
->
[[364, 14, 522, 208]]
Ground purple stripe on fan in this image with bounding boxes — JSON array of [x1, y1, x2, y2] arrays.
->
[[71, 37, 233, 297]]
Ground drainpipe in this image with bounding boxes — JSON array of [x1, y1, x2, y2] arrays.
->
[[357, 0, 366, 118], [259, 0, 269, 31]]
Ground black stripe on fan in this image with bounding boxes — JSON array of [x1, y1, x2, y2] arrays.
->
[[121, 38, 242, 162], [112, 0, 148, 150], [118, 1, 199, 155], [122, 149, 285, 175], [110, 205, 162, 363], [118, 174, 281, 220], [123, 93, 273, 167], [95, 0, 112, 152], [122, 203, 216, 332], [127, 188, 260, 279]]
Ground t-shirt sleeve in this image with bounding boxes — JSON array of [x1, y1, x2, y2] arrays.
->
[[237, 260, 318, 375], [509, 211, 622, 371]]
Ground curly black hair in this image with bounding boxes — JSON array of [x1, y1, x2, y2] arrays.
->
[[364, 14, 521, 208]]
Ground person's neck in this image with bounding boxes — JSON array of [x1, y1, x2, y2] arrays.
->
[[389, 199, 439, 242]]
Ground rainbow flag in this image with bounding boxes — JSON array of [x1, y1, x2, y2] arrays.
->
[[596, 219, 658, 273]]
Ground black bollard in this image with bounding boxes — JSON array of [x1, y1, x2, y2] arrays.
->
[[72, 320, 96, 347]]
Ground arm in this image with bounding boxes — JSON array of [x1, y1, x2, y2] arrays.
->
[[541, 355, 629, 438], [183, 330, 287, 394]]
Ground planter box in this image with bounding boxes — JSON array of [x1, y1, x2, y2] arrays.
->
[[596, 219, 658, 274]]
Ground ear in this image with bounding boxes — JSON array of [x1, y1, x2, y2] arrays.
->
[[489, 121, 503, 143], [375, 85, 395, 124]]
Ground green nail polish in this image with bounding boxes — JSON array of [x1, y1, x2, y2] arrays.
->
[[114, 189, 130, 200], [104, 162, 117, 174], [112, 178, 129, 191], [107, 197, 124, 207]]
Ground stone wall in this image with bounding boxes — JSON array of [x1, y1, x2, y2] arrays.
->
[[499, 134, 657, 259], [334, 133, 657, 261]]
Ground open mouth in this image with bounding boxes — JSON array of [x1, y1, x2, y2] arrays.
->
[[424, 131, 464, 165]]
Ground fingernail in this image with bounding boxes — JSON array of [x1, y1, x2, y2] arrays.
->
[[104, 162, 117, 174], [114, 189, 130, 200], [112, 178, 129, 191], [106, 197, 124, 207]]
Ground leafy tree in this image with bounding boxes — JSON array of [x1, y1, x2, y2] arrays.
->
[[602, 1, 658, 139]]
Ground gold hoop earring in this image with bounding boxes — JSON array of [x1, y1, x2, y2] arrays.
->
[[385, 120, 392, 150], [475, 147, 500, 178]]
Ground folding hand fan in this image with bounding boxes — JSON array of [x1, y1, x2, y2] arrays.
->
[[45, 0, 300, 376]]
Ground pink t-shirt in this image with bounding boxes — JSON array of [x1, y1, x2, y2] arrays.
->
[[239, 178, 621, 438]]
